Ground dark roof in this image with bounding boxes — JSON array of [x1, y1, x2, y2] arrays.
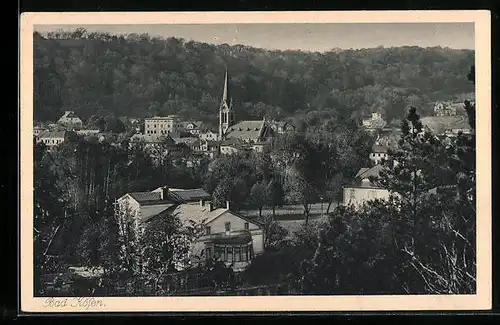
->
[[355, 165, 384, 180], [169, 188, 211, 203], [225, 120, 264, 140], [38, 130, 66, 139], [128, 192, 163, 204]]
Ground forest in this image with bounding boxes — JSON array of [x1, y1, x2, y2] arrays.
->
[[34, 29, 474, 125]]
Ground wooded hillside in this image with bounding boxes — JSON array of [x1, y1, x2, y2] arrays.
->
[[34, 29, 475, 124]]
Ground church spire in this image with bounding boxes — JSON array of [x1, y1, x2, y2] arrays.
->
[[222, 66, 229, 105]]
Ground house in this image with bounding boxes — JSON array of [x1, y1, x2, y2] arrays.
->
[[33, 125, 48, 138], [192, 139, 220, 159], [144, 115, 180, 137], [36, 130, 68, 149], [342, 165, 390, 208], [269, 120, 295, 134], [178, 121, 204, 135], [199, 129, 219, 141], [433, 101, 468, 117], [75, 129, 100, 136], [369, 144, 389, 165], [115, 187, 264, 272], [420, 116, 471, 137], [171, 200, 265, 271], [57, 111, 83, 130]]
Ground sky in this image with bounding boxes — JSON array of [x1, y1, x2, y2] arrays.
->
[[35, 23, 475, 52]]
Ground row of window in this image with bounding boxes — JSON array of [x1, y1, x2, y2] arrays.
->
[[204, 222, 249, 235], [146, 130, 171, 135], [206, 243, 254, 263], [42, 139, 63, 145]]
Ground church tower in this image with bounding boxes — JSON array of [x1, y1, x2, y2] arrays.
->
[[219, 67, 235, 139]]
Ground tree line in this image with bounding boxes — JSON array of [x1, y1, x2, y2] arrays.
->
[[34, 29, 474, 125]]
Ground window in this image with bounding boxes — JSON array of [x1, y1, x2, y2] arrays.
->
[[215, 246, 223, 260], [205, 226, 211, 235], [227, 247, 233, 262], [244, 222, 249, 231], [225, 222, 231, 232], [234, 247, 241, 262], [206, 247, 212, 260]]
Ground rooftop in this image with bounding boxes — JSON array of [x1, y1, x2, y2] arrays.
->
[[225, 120, 264, 140], [38, 130, 66, 139], [421, 116, 471, 134], [170, 202, 229, 226]]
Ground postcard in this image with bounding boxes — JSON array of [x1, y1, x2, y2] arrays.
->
[[19, 10, 491, 313]]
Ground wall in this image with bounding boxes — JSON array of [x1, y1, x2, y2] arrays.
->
[[145, 118, 176, 135], [343, 186, 390, 208]]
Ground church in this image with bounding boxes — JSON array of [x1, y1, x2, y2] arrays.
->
[[218, 68, 272, 144]]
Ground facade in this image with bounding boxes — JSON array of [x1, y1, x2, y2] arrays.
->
[[36, 130, 67, 149], [144, 115, 180, 136], [199, 130, 219, 141], [269, 120, 295, 134], [192, 140, 220, 159], [57, 111, 83, 130], [369, 144, 389, 165], [343, 165, 390, 208]]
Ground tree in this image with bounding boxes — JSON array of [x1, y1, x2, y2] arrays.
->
[[249, 181, 267, 218]]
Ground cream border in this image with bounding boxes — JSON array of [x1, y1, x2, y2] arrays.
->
[[20, 10, 492, 313]]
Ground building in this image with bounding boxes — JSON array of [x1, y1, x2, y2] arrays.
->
[[342, 165, 390, 208], [362, 112, 387, 131], [199, 129, 219, 141], [171, 200, 264, 271], [115, 187, 264, 272], [178, 121, 204, 136], [218, 68, 272, 145], [192, 139, 220, 159], [369, 144, 390, 165], [420, 116, 472, 137], [33, 125, 48, 138], [433, 101, 468, 117], [269, 120, 295, 134], [144, 115, 180, 137], [36, 130, 68, 149], [57, 111, 83, 130]]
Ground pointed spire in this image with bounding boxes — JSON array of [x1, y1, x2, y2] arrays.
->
[[222, 66, 229, 105]]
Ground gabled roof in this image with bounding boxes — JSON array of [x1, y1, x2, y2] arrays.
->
[[371, 144, 388, 154], [355, 164, 384, 181], [225, 120, 264, 140], [169, 188, 211, 203], [38, 130, 66, 139], [171, 203, 229, 226], [140, 203, 176, 223]]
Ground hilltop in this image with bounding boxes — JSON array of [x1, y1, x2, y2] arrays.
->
[[34, 30, 475, 124]]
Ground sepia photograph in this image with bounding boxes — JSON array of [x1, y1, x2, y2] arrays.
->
[[20, 11, 491, 312]]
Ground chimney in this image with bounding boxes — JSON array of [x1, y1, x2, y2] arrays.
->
[[160, 187, 169, 200], [199, 199, 205, 207], [226, 201, 230, 210]]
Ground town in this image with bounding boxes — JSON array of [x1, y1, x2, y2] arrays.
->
[[33, 29, 477, 297]]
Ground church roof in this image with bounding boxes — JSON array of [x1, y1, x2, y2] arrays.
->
[[225, 120, 265, 140]]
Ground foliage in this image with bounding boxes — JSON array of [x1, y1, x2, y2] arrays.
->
[[34, 30, 474, 124]]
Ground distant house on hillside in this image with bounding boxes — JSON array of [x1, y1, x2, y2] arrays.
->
[[420, 115, 472, 137], [369, 144, 390, 165], [433, 101, 469, 117], [57, 111, 83, 130], [178, 120, 204, 135], [269, 120, 295, 135], [144, 115, 180, 137], [343, 165, 390, 208]]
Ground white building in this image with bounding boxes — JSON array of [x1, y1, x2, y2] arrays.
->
[[144, 115, 180, 136], [343, 165, 390, 209], [57, 111, 83, 130]]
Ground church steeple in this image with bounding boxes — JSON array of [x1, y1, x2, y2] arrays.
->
[[219, 66, 235, 140]]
